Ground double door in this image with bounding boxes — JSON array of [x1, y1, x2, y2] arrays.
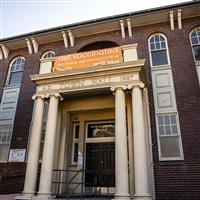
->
[[85, 142, 115, 187]]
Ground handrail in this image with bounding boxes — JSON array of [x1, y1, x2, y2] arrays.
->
[[52, 169, 114, 199], [52, 168, 96, 199]]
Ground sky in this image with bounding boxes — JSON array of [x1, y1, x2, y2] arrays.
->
[[0, 0, 190, 39]]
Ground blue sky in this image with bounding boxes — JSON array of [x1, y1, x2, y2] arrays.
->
[[0, 0, 190, 39]]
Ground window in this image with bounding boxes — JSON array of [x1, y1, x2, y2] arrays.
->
[[157, 114, 183, 160], [0, 125, 13, 162], [87, 122, 115, 138], [71, 123, 79, 164], [149, 34, 169, 67], [7, 57, 25, 85], [41, 51, 55, 59], [190, 27, 200, 61]]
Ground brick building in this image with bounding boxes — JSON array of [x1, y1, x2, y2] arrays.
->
[[0, 1, 200, 200]]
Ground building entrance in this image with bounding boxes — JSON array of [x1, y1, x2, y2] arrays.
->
[[85, 121, 115, 188], [85, 142, 115, 187]]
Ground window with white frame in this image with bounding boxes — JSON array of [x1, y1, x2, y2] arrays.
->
[[190, 27, 200, 61], [149, 34, 169, 67], [157, 113, 183, 160], [0, 125, 13, 162], [41, 51, 55, 59], [71, 123, 79, 164], [7, 57, 25, 85]]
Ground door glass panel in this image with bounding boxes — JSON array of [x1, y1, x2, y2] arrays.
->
[[87, 122, 115, 138]]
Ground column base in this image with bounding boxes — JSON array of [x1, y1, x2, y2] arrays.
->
[[134, 193, 152, 200], [15, 192, 35, 200], [113, 193, 131, 200], [15, 196, 33, 200], [34, 192, 55, 200]]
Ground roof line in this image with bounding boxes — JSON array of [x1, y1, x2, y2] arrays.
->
[[0, 0, 199, 42]]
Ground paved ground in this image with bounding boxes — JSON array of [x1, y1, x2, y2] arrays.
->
[[0, 194, 18, 200], [0, 194, 111, 200]]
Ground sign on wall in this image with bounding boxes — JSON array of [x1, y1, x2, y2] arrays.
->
[[9, 149, 26, 162], [53, 47, 123, 71]]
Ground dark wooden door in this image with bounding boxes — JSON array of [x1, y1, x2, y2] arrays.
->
[[85, 142, 115, 187]]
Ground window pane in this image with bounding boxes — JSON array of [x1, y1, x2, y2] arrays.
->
[[197, 29, 200, 37], [165, 125, 171, 135], [192, 37, 198, 45], [155, 42, 160, 50], [9, 72, 23, 85], [164, 115, 170, 125], [160, 36, 165, 42], [155, 35, 159, 42], [152, 50, 168, 66], [74, 124, 79, 139], [193, 46, 200, 61], [73, 143, 78, 162], [160, 136, 181, 158], [170, 115, 176, 125], [0, 144, 9, 162], [150, 43, 155, 50], [159, 126, 165, 136], [158, 116, 164, 125], [161, 41, 166, 49], [87, 122, 115, 138], [172, 125, 178, 135], [191, 31, 196, 37]]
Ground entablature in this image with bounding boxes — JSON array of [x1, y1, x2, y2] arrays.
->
[[31, 59, 147, 95]]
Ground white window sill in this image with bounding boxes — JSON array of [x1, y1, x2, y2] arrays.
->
[[151, 64, 172, 71]]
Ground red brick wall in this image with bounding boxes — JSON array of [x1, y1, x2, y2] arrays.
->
[[0, 16, 200, 199], [135, 17, 200, 200]]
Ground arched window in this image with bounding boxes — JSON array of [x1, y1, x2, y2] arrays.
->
[[149, 34, 170, 67], [41, 51, 55, 59], [190, 27, 200, 61], [7, 57, 25, 85], [78, 41, 119, 52]]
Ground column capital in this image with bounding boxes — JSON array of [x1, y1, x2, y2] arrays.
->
[[111, 85, 127, 92], [32, 94, 46, 100], [46, 92, 63, 101], [127, 82, 145, 90]]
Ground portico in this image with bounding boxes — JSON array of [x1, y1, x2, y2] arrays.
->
[[17, 44, 154, 200]]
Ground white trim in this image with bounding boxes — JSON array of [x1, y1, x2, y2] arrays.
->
[[120, 20, 125, 38], [25, 38, 33, 54], [1, 44, 9, 59], [31, 37, 39, 53], [0, 48, 4, 59], [126, 18, 132, 37], [169, 11, 175, 30], [62, 31, 69, 48], [177, 9, 182, 29], [67, 30, 74, 47]]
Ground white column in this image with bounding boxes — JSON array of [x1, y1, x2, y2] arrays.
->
[[37, 93, 62, 198], [23, 95, 45, 197], [132, 83, 151, 200], [111, 86, 131, 200]]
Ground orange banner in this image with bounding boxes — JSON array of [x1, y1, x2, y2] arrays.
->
[[53, 47, 123, 71]]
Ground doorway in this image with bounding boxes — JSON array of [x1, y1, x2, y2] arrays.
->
[[85, 121, 115, 188], [85, 142, 115, 187]]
